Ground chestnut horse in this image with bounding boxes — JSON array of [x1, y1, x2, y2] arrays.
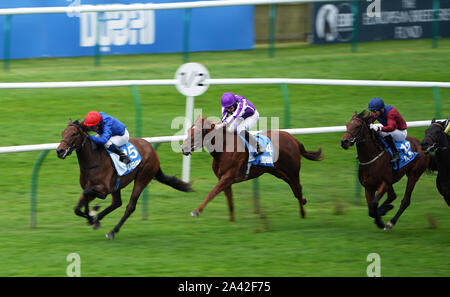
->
[[181, 116, 323, 221], [56, 119, 193, 239], [341, 111, 429, 230], [421, 119, 450, 206]]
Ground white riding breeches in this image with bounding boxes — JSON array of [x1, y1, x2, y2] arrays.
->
[[380, 129, 407, 142], [227, 110, 259, 134], [104, 129, 130, 148]]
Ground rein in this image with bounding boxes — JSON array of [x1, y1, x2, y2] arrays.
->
[[60, 124, 88, 156], [425, 122, 449, 152], [349, 116, 386, 165], [358, 150, 385, 165]]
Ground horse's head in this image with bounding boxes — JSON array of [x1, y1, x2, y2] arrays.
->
[[421, 119, 448, 153], [181, 116, 219, 156], [341, 111, 372, 150], [56, 119, 88, 159]]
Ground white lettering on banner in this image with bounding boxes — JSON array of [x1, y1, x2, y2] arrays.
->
[[80, 8, 155, 51], [363, 9, 450, 26], [394, 26, 423, 39], [402, 0, 416, 9]]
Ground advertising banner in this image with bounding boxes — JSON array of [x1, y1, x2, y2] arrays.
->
[[0, 0, 254, 59], [311, 0, 450, 44]]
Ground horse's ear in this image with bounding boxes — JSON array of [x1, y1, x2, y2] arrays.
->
[[431, 118, 436, 123], [68, 118, 72, 125]]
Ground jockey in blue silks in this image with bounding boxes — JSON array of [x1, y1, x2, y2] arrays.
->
[[82, 111, 131, 164], [216, 92, 265, 155]]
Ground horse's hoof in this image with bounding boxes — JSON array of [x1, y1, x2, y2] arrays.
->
[[92, 221, 100, 230], [190, 210, 199, 217], [384, 222, 393, 231], [105, 232, 115, 239]]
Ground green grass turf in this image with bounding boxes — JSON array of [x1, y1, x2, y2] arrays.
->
[[0, 39, 449, 276]]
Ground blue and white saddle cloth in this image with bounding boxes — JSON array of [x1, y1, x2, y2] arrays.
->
[[238, 133, 275, 167], [107, 142, 142, 176], [380, 138, 418, 170]]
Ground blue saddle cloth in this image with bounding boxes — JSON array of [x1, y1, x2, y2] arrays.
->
[[380, 138, 418, 170], [238, 133, 274, 167], [106, 142, 142, 176]]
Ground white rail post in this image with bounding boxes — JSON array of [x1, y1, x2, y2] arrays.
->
[[182, 95, 194, 182], [175, 62, 210, 183]]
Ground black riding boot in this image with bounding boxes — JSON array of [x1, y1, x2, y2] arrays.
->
[[240, 130, 265, 155], [108, 144, 131, 164], [384, 135, 400, 164]]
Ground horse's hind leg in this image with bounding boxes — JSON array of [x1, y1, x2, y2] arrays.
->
[[92, 190, 123, 230], [385, 175, 419, 230], [106, 182, 147, 239], [275, 171, 306, 218]]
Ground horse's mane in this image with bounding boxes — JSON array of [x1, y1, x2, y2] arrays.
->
[[355, 110, 371, 122], [69, 119, 89, 132]]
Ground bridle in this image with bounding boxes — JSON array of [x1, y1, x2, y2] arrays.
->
[[60, 124, 88, 157], [346, 116, 386, 165], [423, 122, 448, 152], [345, 117, 365, 145]]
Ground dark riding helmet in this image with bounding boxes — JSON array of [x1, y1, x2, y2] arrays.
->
[[368, 97, 385, 111]]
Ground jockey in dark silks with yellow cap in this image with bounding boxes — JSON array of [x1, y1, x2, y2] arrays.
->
[[368, 97, 407, 164]]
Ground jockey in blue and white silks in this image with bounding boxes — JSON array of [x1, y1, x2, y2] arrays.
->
[[218, 92, 265, 155], [82, 111, 131, 164]]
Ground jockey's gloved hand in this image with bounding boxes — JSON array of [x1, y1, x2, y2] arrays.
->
[[369, 124, 380, 131]]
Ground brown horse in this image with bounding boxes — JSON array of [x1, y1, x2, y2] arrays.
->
[[421, 119, 450, 206], [56, 119, 193, 239], [181, 116, 323, 222], [341, 111, 429, 230]]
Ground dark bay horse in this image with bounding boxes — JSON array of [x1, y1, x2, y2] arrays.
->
[[181, 116, 324, 222], [341, 111, 429, 230], [56, 119, 193, 239], [421, 119, 450, 206]]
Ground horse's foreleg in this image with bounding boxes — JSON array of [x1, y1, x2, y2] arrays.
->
[[74, 191, 97, 225], [191, 176, 233, 217], [371, 182, 388, 229], [223, 186, 235, 222], [378, 185, 396, 216], [92, 190, 123, 230], [385, 176, 419, 230]]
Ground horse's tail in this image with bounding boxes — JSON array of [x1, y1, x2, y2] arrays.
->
[[297, 140, 324, 161], [155, 169, 194, 192]]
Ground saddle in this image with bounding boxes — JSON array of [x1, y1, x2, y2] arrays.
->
[[375, 136, 418, 170]]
